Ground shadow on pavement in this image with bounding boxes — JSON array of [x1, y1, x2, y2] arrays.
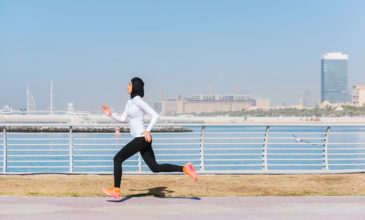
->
[[107, 186, 201, 203]]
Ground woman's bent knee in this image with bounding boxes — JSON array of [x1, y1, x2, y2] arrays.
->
[[113, 156, 121, 164], [150, 165, 160, 173]]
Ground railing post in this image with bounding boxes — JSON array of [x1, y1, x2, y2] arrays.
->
[[138, 153, 142, 173], [263, 126, 270, 171], [323, 126, 330, 171], [3, 127, 7, 174], [69, 126, 73, 173], [199, 126, 206, 172]]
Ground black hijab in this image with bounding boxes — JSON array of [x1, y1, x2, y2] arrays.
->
[[130, 77, 144, 98]]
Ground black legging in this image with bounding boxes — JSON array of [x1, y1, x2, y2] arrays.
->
[[113, 136, 183, 188]]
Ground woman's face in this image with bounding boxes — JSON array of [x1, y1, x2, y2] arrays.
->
[[127, 81, 132, 94]]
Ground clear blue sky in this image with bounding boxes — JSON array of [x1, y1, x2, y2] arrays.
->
[[1, 0, 364, 111]]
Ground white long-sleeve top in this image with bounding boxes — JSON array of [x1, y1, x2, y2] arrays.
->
[[110, 96, 159, 138]]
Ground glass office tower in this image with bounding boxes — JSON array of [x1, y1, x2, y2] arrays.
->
[[321, 52, 349, 103]]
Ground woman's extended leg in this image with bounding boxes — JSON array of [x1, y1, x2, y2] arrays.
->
[[113, 138, 144, 188]]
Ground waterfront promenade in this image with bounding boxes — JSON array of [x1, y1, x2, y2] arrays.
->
[[0, 196, 365, 220]]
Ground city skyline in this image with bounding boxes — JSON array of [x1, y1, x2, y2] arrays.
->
[[1, 1, 365, 111]]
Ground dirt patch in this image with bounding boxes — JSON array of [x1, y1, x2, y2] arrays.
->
[[0, 174, 365, 197]]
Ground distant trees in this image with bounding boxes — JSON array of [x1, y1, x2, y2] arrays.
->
[[190, 105, 365, 117]]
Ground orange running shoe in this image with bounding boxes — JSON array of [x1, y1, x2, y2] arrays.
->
[[102, 187, 121, 199], [183, 162, 197, 182]]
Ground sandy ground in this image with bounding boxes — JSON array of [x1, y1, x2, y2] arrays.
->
[[1, 174, 365, 197]]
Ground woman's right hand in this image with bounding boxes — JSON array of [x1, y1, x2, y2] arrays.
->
[[102, 105, 112, 116]]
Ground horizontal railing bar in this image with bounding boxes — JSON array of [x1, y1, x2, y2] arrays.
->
[[329, 148, 365, 150], [204, 164, 260, 167], [73, 143, 199, 146], [74, 160, 138, 162], [7, 155, 69, 157], [6, 142, 353, 146], [74, 137, 201, 141], [153, 149, 198, 151], [157, 159, 200, 162], [7, 144, 69, 146], [73, 155, 115, 157], [205, 159, 262, 161], [7, 166, 69, 168], [329, 164, 365, 166], [205, 143, 263, 145], [205, 132, 265, 134], [74, 160, 110, 162], [7, 147, 68, 150], [8, 149, 69, 152], [7, 138, 69, 141], [273, 132, 365, 135], [152, 143, 199, 146], [73, 138, 131, 141], [204, 148, 261, 151], [74, 149, 118, 151], [203, 143, 324, 146], [205, 137, 264, 140], [205, 153, 262, 156], [328, 132, 365, 135], [268, 164, 321, 166], [7, 133, 70, 135], [74, 165, 135, 168], [152, 132, 202, 135], [269, 137, 325, 140], [73, 144, 123, 146], [268, 159, 323, 161], [269, 148, 323, 150], [268, 143, 324, 145], [155, 154, 198, 156], [73, 149, 199, 152], [208, 137, 325, 140], [269, 153, 322, 156], [6, 153, 364, 157], [8, 160, 69, 163], [328, 158, 365, 161], [153, 137, 201, 140], [330, 153, 365, 155]]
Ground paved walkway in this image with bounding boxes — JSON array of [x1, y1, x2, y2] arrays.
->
[[0, 196, 365, 220]]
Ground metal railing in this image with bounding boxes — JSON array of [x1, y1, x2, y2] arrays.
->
[[1, 123, 365, 174]]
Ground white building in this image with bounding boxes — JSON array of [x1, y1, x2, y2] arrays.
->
[[155, 94, 270, 115], [353, 85, 365, 106]]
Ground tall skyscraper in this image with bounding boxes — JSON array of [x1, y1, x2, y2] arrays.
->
[[321, 52, 349, 103]]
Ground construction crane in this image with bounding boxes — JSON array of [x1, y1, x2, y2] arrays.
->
[[208, 72, 228, 95], [232, 75, 244, 95]]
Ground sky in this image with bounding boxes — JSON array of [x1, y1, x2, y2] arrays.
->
[[1, 0, 365, 112]]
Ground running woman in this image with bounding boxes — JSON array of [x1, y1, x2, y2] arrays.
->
[[102, 77, 197, 199]]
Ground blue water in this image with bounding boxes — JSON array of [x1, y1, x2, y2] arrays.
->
[[1, 125, 365, 173]]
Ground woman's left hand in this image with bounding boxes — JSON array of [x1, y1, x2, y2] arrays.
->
[[141, 130, 152, 143]]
